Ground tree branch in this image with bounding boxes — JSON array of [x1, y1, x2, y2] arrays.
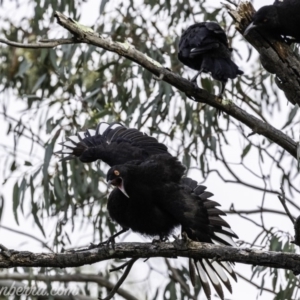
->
[[101, 258, 138, 300], [224, 208, 289, 217], [278, 187, 295, 225], [0, 11, 297, 159], [1, 241, 300, 275], [0, 37, 78, 48], [165, 258, 197, 300], [225, 1, 300, 107]]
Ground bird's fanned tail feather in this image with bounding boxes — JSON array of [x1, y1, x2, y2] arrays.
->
[[180, 177, 238, 299], [195, 261, 212, 300]]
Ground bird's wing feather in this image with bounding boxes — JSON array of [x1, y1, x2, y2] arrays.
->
[[56, 122, 170, 166]]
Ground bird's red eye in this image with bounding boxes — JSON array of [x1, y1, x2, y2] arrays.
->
[[114, 170, 120, 176]]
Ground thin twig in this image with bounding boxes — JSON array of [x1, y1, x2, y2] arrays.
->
[[0, 225, 53, 252], [278, 186, 295, 225], [224, 208, 287, 216], [223, 0, 238, 7], [100, 258, 138, 300], [110, 260, 133, 273], [236, 272, 276, 294], [165, 258, 197, 300]]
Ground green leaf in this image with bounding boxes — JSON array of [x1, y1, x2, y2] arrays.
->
[[100, 0, 109, 14], [12, 182, 19, 225], [241, 144, 252, 159], [32, 73, 47, 93], [282, 104, 299, 129], [31, 200, 45, 237], [14, 59, 32, 78]]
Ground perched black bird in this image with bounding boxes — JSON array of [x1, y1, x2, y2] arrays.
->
[[178, 22, 243, 96], [57, 122, 238, 300], [244, 0, 300, 43]]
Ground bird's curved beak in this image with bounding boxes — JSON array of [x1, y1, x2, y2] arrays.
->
[[244, 22, 257, 36], [118, 184, 130, 198], [107, 179, 130, 198]]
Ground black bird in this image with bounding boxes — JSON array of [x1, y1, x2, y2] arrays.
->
[[178, 22, 243, 96], [57, 122, 238, 300], [244, 0, 300, 43]]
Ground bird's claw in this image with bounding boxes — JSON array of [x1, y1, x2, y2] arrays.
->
[[152, 236, 169, 244], [89, 236, 116, 250]]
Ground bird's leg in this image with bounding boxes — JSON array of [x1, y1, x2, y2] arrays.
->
[[190, 69, 203, 87], [89, 228, 129, 249], [217, 81, 226, 98], [215, 82, 226, 116]]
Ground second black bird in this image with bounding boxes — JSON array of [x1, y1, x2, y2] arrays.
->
[[244, 0, 300, 44], [178, 22, 243, 96]]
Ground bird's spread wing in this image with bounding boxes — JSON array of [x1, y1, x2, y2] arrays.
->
[[56, 122, 169, 166]]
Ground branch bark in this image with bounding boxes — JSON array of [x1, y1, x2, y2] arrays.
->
[[1, 241, 300, 275], [225, 1, 300, 106]]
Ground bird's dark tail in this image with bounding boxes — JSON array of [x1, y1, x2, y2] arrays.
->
[[202, 57, 243, 83], [182, 177, 238, 300], [55, 122, 124, 162]]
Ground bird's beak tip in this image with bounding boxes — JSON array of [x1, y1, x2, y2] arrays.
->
[[244, 22, 256, 36]]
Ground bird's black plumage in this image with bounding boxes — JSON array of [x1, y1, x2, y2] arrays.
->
[[56, 122, 169, 165], [244, 0, 300, 43], [178, 22, 243, 96], [57, 122, 238, 300]]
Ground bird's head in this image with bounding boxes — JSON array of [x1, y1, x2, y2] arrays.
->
[[244, 5, 279, 36], [106, 166, 130, 198]]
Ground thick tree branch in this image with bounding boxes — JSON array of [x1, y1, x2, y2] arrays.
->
[[225, 1, 300, 107], [1, 241, 300, 275], [0, 12, 298, 159]]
